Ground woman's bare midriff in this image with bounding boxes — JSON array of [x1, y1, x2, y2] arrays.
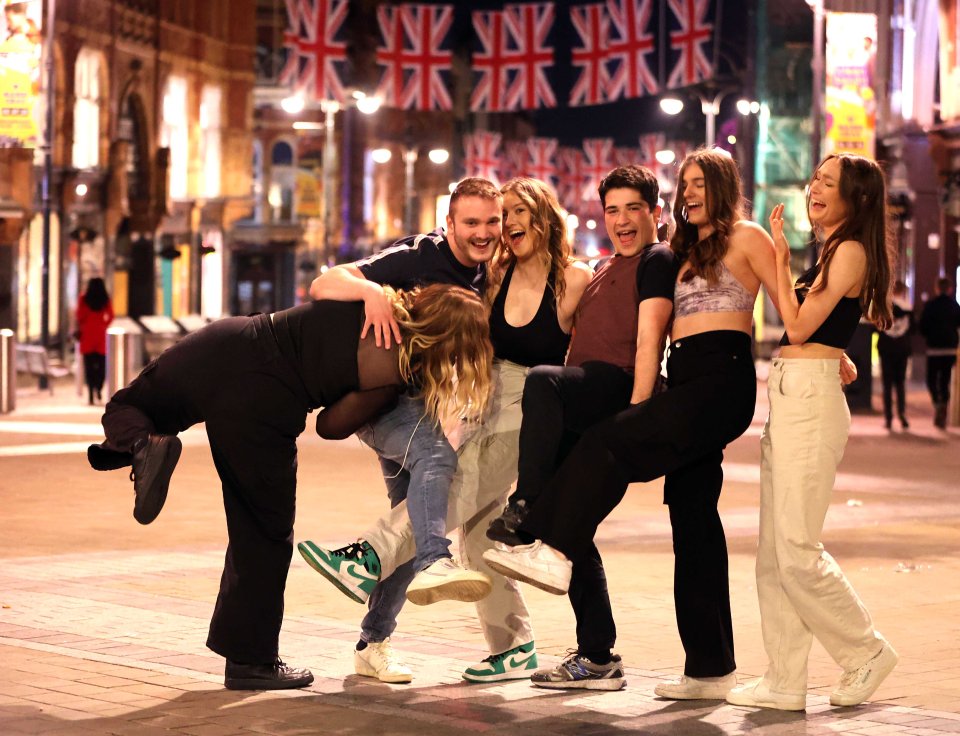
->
[[777, 342, 844, 359]]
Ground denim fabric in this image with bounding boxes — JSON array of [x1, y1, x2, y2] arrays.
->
[[356, 394, 457, 642]]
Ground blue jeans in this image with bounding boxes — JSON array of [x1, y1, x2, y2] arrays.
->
[[356, 394, 457, 642]]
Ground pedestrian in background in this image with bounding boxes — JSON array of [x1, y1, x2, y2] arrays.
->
[[75, 276, 113, 405], [919, 277, 960, 429], [878, 280, 912, 430]]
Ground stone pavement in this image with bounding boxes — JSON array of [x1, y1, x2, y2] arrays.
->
[[1, 373, 959, 735]]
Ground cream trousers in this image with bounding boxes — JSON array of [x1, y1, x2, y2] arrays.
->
[[364, 360, 534, 654], [757, 358, 883, 694]]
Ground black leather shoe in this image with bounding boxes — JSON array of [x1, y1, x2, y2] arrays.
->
[[486, 499, 531, 546], [224, 659, 314, 690], [130, 434, 182, 525]]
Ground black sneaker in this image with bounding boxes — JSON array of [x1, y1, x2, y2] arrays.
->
[[224, 658, 314, 690], [130, 434, 181, 525], [486, 499, 530, 546], [531, 650, 626, 691]]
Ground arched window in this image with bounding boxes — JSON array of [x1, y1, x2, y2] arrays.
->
[[72, 48, 101, 169], [270, 140, 296, 221], [199, 84, 222, 197], [161, 75, 189, 199]]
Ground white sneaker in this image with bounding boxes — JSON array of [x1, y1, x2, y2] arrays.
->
[[405, 558, 492, 606], [482, 540, 572, 595], [726, 678, 806, 711], [830, 642, 899, 707], [654, 672, 737, 700], [354, 639, 413, 683]]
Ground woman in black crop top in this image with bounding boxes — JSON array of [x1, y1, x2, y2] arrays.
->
[[727, 154, 898, 711], [85, 285, 492, 690], [297, 177, 592, 683]]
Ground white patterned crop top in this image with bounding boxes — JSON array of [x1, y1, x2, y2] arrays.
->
[[674, 260, 755, 318]]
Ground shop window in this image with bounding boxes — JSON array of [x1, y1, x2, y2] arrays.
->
[[200, 85, 221, 198], [270, 140, 296, 222], [161, 76, 189, 199]]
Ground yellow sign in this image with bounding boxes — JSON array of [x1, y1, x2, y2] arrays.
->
[[825, 12, 877, 159], [0, 0, 40, 147]]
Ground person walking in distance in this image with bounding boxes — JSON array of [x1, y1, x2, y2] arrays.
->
[[877, 280, 912, 430], [919, 277, 960, 429], [75, 277, 113, 405]]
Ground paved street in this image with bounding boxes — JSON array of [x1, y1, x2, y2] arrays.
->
[[1, 371, 959, 735]]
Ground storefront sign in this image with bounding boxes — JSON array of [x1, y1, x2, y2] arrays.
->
[[824, 12, 877, 158], [0, 0, 41, 147]]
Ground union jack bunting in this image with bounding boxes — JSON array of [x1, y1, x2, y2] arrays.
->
[[581, 138, 614, 202], [614, 146, 642, 167], [556, 146, 585, 208], [527, 137, 558, 186], [376, 4, 454, 111], [607, 0, 659, 99], [281, 0, 349, 103], [502, 141, 530, 182], [638, 132, 667, 179], [464, 131, 503, 184], [569, 4, 611, 106], [471, 3, 557, 112], [667, 0, 714, 88]]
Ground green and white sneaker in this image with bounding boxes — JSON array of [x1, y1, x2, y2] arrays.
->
[[463, 641, 538, 683], [298, 539, 381, 604]]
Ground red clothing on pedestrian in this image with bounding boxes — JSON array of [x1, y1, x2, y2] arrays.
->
[[76, 298, 114, 354]]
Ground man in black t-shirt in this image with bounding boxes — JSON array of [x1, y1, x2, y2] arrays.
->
[[299, 178, 502, 684], [486, 165, 678, 691]]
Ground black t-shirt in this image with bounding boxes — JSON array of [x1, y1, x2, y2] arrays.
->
[[356, 228, 486, 294]]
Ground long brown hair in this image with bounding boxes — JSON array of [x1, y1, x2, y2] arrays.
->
[[807, 153, 892, 330], [670, 149, 744, 284], [486, 177, 571, 308], [391, 285, 493, 424]]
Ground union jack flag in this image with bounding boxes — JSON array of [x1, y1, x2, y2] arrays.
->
[[471, 3, 557, 112], [376, 4, 454, 111], [502, 141, 530, 183], [281, 0, 349, 103], [556, 146, 584, 209], [667, 0, 714, 88], [607, 0, 659, 100], [569, 4, 611, 106], [527, 137, 558, 186], [581, 138, 614, 202], [638, 133, 666, 170], [614, 146, 641, 167], [464, 131, 502, 184]]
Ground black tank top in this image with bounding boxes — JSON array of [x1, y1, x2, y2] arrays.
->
[[779, 264, 862, 349], [489, 262, 571, 367]]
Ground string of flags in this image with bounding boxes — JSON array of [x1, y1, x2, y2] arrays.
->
[[464, 131, 691, 212], [283, 0, 716, 112]]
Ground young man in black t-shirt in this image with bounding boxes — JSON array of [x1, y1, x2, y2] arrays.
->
[[299, 178, 503, 683]]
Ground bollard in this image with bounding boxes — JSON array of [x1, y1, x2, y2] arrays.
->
[[0, 328, 14, 414], [106, 327, 144, 398]]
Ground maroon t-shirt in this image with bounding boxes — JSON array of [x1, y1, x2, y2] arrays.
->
[[566, 242, 676, 371]]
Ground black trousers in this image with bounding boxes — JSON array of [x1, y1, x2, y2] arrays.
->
[[878, 348, 909, 422], [926, 354, 956, 406], [521, 331, 756, 677], [100, 314, 310, 663], [513, 362, 633, 655], [83, 352, 106, 394]]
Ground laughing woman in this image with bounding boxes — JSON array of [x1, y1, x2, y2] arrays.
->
[[726, 154, 897, 711]]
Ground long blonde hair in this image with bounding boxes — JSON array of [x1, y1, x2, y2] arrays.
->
[[486, 177, 571, 308], [390, 285, 493, 424]]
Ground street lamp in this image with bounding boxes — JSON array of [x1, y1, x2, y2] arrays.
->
[[372, 145, 450, 233], [282, 90, 381, 267], [660, 88, 740, 148]]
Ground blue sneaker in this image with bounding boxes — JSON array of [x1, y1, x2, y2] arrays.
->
[[462, 641, 538, 683], [531, 651, 626, 691], [298, 540, 381, 604]]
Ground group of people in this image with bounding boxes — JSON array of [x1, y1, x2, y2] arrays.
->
[[86, 148, 923, 711]]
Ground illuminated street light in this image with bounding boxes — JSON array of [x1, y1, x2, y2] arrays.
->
[[660, 88, 741, 147], [427, 148, 450, 165], [373, 144, 451, 232], [659, 97, 685, 116], [371, 148, 392, 164], [655, 149, 676, 165]]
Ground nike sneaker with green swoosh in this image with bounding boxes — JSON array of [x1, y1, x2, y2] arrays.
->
[[462, 641, 538, 682], [298, 539, 381, 604]]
